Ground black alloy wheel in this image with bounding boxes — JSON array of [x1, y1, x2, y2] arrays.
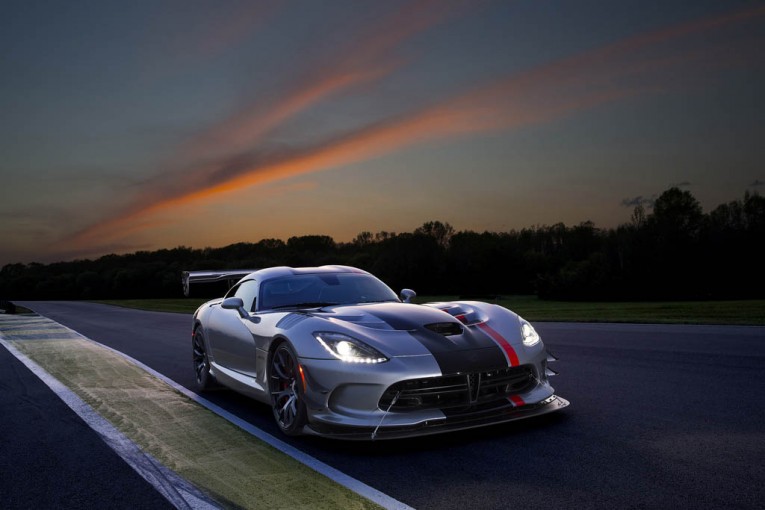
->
[[269, 341, 307, 435], [192, 329, 215, 390]]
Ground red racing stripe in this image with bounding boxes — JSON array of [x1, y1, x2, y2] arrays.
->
[[477, 322, 520, 367], [509, 395, 525, 406]]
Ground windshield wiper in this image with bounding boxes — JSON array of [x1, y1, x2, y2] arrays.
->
[[271, 302, 339, 310]]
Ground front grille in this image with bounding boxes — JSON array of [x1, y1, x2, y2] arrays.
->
[[379, 365, 535, 412]]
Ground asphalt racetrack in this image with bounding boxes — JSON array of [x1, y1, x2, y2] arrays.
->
[[7, 301, 765, 509]]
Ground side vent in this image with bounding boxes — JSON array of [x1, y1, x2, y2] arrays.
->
[[424, 322, 463, 336], [276, 314, 308, 330]]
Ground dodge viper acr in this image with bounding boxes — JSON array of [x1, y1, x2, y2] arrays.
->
[[188, 265, 569, 440]]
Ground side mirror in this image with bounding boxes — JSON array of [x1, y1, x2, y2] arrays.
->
[[400, 288, 416, 303], [221, 297, 248, 318]]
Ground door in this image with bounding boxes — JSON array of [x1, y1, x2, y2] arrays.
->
[[206, 280, 261, 377]]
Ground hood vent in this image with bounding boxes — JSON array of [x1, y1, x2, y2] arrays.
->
[[424, 322, 463, 336]]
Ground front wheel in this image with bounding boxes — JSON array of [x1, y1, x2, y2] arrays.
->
[[192, 329, 215, 390], [269, 341, 307, 436]]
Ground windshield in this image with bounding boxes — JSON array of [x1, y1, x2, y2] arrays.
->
[[259, 273, 399, 310]]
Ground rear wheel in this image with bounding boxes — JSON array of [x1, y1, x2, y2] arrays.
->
[[269, 341, 307, 435], [192, 329, 215, 390]]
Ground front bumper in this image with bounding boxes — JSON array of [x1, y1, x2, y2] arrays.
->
[[298, 350, 568, 440]]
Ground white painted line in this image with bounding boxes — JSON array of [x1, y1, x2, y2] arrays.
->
[[0, 336, 219, 510], [22, 315, 415, 510]]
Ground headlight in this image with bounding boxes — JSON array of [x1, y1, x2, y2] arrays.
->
[[313, 332, 388, 363], [519, 318, 540, 347]]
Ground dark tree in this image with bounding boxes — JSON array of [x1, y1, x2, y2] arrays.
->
[[1, 189, 762, 301]]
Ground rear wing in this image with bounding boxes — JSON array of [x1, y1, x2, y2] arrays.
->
[[182, 269, 257, 297]]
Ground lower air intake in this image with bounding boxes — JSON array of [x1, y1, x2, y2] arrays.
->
[[379, 365, 534, 411]]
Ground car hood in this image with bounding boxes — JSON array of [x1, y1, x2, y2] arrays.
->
[[309, 302, 516, 374]]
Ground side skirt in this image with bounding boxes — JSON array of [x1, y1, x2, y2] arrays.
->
[[210, 361, 269, 404]]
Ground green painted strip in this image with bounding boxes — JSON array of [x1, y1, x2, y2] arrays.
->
[[0, 315, 384, 510]]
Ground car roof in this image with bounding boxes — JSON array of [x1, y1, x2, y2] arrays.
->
[[246, 265, 368, 282]]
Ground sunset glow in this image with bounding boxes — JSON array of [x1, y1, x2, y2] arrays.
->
[[1, 1, 763, 264]]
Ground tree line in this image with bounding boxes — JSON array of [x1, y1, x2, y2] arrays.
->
[[1, 187, 762, 301]]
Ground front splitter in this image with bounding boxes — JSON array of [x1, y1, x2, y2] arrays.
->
[[304, 394, 570, 440]]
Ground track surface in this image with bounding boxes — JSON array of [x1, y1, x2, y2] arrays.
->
[[12, 301, 765, 509]]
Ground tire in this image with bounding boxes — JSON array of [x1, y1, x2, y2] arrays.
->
[[269, 341, 307, 436], [192, 329, 215, 391]]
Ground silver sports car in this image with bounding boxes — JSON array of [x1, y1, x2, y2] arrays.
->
[[188, 265, 569, 439]]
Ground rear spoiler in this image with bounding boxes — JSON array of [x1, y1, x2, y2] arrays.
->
[[182, 269, 257, 297]]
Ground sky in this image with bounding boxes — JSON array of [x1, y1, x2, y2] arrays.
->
[[1, 0, 763, 265]]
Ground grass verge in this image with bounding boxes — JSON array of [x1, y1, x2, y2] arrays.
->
[[91, 297, 765, 325], [419, 296, 765, 325]]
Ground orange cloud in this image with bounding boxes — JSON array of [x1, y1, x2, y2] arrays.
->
[[60, 4, 765, 252], [183, 0, 463, 159]]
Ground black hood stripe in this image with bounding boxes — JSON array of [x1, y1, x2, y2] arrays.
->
[[363, 308, 508, 375], [408, 330, 508, 374]]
